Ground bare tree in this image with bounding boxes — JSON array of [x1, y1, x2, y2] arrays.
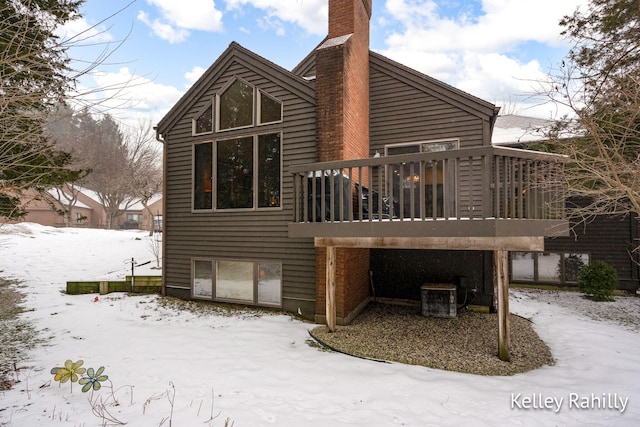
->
[[122, 119, 162, 235], [537, 0, 640, 228]]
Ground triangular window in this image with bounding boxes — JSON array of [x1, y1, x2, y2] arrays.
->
[[258, 91, 282, 124], [193, 102, 213, 135]]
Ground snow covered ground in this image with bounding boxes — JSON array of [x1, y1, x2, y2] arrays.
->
[[0, 223, 639, 426]]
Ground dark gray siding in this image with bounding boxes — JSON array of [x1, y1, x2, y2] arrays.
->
[[162, 56, 318, 316], [543, 212, 639, 292], [368, 55, 497, 307]]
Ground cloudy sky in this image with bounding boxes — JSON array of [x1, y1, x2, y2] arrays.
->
[[60, 0, 589, 128]]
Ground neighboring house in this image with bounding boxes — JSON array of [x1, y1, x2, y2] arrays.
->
[[10, 186, 163, 231], [493, 115, 640, 292], [16, 188, 100, 227], [156, 0, 568, 339], [120, 194, 163, 231]]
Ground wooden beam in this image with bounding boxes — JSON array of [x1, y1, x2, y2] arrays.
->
[[494, 249, 511, 362], [315, 236, 545, 251], [326, 246, 337, 332]]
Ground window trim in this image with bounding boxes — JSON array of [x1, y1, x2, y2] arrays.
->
[[216, 77, 255, 132], [190, 258, 282, 308]]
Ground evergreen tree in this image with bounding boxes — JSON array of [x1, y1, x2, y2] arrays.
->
[[0, 0, 86, 219]]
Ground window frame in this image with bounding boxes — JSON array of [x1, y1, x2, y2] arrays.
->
[[190, 258, 282, 308]]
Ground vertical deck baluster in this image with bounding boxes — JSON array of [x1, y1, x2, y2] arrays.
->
[[398, 163, 405, 220], [409, 162, 415, 220], [431, 160, 437, 219], [358, 166, 364, 222], [510, 157, 516, 219], [338, 169, 344, 221], [376, 165, 382, 222], [319, 170, 325, 223], [419, 160, 426, 220], [330, 170, 336, 222], [347, 167, 353, 222], [504, 157, 511, 218], [494, 156, 501, 218]]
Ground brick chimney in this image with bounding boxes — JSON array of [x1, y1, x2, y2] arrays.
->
[[316, 0, 372, 162], [315, 0, 373, 325]]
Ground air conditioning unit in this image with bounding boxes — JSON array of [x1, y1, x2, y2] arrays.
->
[[420, 284, 456, 318]]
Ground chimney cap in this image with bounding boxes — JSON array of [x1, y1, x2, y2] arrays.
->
[[317, 34, 352, 50]]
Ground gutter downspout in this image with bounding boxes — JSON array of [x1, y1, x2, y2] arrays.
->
[[154, 126, 166, 297]]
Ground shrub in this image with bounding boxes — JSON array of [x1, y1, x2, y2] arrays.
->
[[578, 260, 618, 301]]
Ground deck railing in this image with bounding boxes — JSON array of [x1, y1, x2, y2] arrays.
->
[[291, 146, 567, 225]]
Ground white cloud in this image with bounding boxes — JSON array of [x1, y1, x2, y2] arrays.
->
[[379, 0, 589, 117], [225, 0, 327, 35], [184, 66, 207, 86], [55, 16, 114, 44], [70, 67, 184, 126], [139, 0, 224, 43]]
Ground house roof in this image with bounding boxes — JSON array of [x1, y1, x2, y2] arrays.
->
[[125, 193, 162, 211], [492, 114, 554, 146], [156, 42, 316, 135]]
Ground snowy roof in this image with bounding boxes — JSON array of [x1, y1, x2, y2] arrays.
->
[[124, 193, 162, 211], [46, 189, 91, 209], [492, 114, 554, 146]]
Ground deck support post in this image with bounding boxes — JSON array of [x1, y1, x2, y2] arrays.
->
[[326, 246, 337, 332], [494, 249, 510, 361]]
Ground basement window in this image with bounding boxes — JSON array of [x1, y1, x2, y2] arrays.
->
[[191, 259, 282, 307], [511, 252, 590, 284]]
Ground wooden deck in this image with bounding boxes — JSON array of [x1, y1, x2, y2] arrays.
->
[[289, 146, 569, 244]]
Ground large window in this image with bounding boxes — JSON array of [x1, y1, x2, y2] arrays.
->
[[511, 252, 590, 284], [192, 77, 283, 210], [216, 133, 281, 210], [192, 259, 282, 307], [217, 137, 254, 209]]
